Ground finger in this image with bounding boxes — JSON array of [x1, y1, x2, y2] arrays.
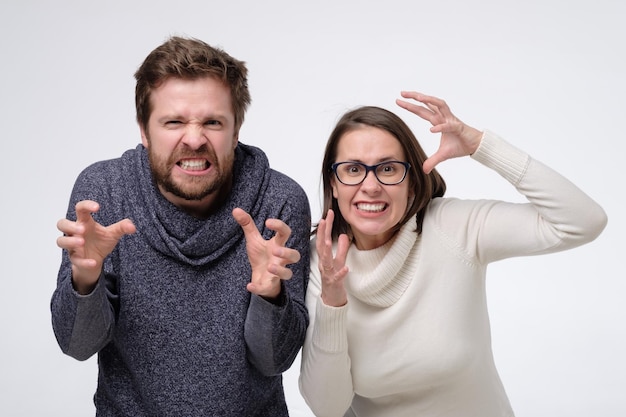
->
[[75, 200, 100, 223], [265, 218, 292, 248], [57, 218, 83, 236], [396, 98, 436, 123], [335, 234, 350, 266], [315, 217, 327, 254], [246, 282, 263, 295], [246, 280, 281, 299], [70, 257, 98, 270], [429, 123, 447, 134], [421, 97, 456, 122], [315, 216, 333, 271], [424, 101, 442, 117], [272, 246, 301, 265], [324, 209, 334, 245], [232, 208, 262, 240], [401, 91, 447, 109], [398, 92, 454, 122], [399, 90, 425, 102], [328, 265, 350, 282], [56, 234, 85, 250], [324, 211, 342, 272], [268, 263, 294, 281]]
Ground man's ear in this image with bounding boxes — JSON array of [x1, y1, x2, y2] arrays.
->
[[232, 132, 239, 149], [140, 125, 149, 148]]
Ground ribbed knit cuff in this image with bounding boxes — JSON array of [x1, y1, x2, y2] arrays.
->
[[471, 130, 530, 186], [72, 271, 105, 299], [312, 297, 348, 353]]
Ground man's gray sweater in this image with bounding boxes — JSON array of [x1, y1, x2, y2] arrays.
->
[[51, 142, 311, 416]]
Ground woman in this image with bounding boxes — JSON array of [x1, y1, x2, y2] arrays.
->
[[298, 91, 607, 417]]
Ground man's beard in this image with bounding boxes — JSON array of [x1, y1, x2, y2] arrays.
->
[[148, 144, 235, 201]]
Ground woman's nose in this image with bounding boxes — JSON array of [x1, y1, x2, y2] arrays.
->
[[359, 170, 382, 192]]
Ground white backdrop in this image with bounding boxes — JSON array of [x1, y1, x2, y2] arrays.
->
[[1, 1, 624, 416]]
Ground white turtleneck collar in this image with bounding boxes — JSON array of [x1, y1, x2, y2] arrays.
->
[[345, 216, 421, 308]]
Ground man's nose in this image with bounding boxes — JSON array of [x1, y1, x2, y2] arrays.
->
[[181, 123, 208, 149]]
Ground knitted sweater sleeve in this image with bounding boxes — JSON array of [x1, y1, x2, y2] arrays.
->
[[451, 130, 608, 264], [299, 245, 353, 417], [244, 177, 312, 376], [50, 164, 120, 361], [50, 272, 116, 361]]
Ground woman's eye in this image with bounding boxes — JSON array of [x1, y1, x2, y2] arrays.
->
[[345, 164, 363, 176]]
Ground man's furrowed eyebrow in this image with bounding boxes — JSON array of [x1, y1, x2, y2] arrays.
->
[[156, 113, 228, 122]]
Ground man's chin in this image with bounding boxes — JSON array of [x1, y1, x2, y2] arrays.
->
[[177, 176, 232, 200], [170, 187, 215, 201]]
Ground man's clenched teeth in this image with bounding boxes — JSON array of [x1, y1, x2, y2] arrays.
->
[[178, 159, 209, 171], [357, 202, 387, 212]]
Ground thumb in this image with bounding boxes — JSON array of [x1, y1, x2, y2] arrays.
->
[[109, 218, 137, 239], [422, 152, 446, 174]]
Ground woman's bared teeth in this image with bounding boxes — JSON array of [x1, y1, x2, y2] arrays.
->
[[357, 203, 386, 212]]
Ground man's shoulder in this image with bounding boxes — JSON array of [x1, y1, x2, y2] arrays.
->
[[268, 168, 302, 186], [267, 169, 307, 198], [78, 146, 141, 178], [71, 147, 142, 199], [260, 169, 311, 222]]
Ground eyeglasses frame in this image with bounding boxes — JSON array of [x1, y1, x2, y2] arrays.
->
[[331, 161, 411, 186]]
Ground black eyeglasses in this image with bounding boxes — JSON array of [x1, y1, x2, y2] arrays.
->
[[331, 161, 410, 186]]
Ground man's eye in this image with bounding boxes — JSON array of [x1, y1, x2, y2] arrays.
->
[[165, 120, 182, 126], [204, 120, 221, 126]]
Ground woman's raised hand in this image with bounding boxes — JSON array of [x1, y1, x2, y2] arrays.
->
[[396, 91, 483, 174]]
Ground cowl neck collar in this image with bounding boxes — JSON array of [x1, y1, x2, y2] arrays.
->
[[125, 143, 270, 266]]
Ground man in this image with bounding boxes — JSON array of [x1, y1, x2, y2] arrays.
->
[[51, 36, 311, 416]]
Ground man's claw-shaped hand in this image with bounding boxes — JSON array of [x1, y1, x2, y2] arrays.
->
[[233, 208, 301, 300], [396, 91, 483, 174], [56, 200, 136, 294]]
